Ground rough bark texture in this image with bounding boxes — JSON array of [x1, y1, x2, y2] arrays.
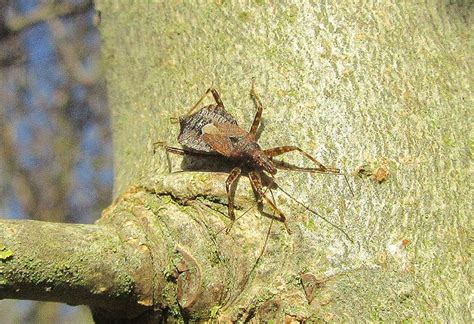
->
[[0, 219, 153, 320], [95, 1, 471, 322]]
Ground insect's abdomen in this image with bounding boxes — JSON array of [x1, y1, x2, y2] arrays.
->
[[178, 104, 238, 153]]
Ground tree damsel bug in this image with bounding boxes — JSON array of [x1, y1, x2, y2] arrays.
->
[[155, 81, 353, 237]]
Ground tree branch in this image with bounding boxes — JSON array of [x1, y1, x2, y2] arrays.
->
[[1, 173, 328, 321], [0, 219, 151, 319]]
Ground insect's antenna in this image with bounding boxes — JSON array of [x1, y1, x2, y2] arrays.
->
[[315, 169, 354, 198], [227, 186, 275, 308], [216, 177, 275, 235], [272, 160, 354, 197], [216, 202, 257, 235], [245, 189, 275, 284], [276, 184, 354, 243], [254, 197, 274, 266], [342, 172, 354, 197], [262, 188, 277, 258], [331, 171, 354, 197], [220, 190, 275, 311]]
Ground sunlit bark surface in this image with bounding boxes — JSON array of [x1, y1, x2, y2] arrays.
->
[[97, 1, 471, 321]]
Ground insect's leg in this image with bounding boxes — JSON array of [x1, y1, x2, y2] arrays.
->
[[169, 116, 180, 124], [185, 88, 212, 116], [248, 171, 291, 234], [257, 188, 276, 260], [266, 146, 354, 196], [271, 160, 335, 174], [218, 176, 273, 235], [225, 167, 242, 232], [249, 79, 263, 136], [264, 146, 340, 174], [153, 142, 218, 157], [209, 88, 224, 107], [153, 142, 188, 155], [153, 141, 168, 154], [184, 87, 224, 117], [277, 185, 354, 243], [152, 142, 176, 172]]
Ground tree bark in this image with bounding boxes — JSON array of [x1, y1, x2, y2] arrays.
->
[[94, 1, 471, 321], [0, 218, 151, 319], [1, 1, 471, 322]]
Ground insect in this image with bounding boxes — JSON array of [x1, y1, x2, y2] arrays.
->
[[156, 82, 350, 234]]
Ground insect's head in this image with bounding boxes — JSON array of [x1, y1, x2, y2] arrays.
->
[[246, 143, 277, 175]]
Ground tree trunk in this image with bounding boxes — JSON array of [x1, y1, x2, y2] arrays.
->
[[95, 1, 471, 321], [1, 1, 471, 322]]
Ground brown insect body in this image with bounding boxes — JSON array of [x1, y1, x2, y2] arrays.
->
[[178, 104, 276, 175], [160, 86, 345, 234]]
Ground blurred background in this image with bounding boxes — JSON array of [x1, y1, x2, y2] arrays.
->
[[0, 0, 111, 322]]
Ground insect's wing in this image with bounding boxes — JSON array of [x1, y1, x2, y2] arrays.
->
[[201, 133, 233, 156], [178, 104, 240, 153], [203, 123, 248, 137], [200, 122, 249, 156]]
